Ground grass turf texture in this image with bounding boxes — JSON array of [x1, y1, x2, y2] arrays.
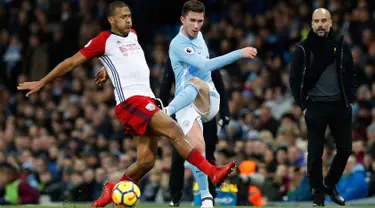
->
[[1, 206, 374, 208]]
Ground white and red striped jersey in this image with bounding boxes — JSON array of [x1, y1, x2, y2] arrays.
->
[[80, 29, 155, 104]]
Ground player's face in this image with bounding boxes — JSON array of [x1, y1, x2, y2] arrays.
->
[[311, 11, 332, 37], [181, 11, 204, 38], [109, 6, 132, 36]]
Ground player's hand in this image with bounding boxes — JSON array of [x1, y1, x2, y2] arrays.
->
[[241, 47, 257, 59], [218, 116, 230, 127], [217, 116, 230, 134], [95, 67, 109, 87], [17, 81, 44, 97]]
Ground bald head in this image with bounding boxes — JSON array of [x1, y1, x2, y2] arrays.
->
[[311, 8, 332, 37], [313, 8, 331, 19]]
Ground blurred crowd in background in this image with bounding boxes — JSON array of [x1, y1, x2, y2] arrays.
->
[[1, 0, 375, 205]]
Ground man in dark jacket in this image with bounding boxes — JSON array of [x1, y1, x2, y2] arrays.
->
[[159, 59, 230, 206], [289, 8, 357, 207]]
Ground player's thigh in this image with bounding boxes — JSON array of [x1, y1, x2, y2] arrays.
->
[[186, 120, 205, 153], [148, 110, 185, 140], [175, 104, 200, 136], [200, 93, 220, 123], [175, 105, 205, 152], [135, 135, 159, 166], [189, 77, 210, 112]]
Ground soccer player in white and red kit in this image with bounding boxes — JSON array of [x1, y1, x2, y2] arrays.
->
[[17, 1, 236, 207]]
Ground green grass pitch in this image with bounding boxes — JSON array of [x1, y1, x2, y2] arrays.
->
[[1, 205, 374, 208]]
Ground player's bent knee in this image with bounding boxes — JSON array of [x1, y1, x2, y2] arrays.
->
[[189, 77, 208, 93], [138, 154, 156, 171], [138, 147, 156, 171], [165, 122, 185, 141], [189, 77, 203, 85], [168, 129, 185, 143]]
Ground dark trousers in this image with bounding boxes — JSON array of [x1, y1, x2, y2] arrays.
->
[[169, 118, 218, 202], [305, 101, 352, 191]]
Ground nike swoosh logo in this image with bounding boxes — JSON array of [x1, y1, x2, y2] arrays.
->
[[249, 191, 258, 196], [128, 194, 136, 201]]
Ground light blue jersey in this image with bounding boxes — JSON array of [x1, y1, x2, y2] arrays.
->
[[169, 27, 243, 95], [166, 27, 243, 202]]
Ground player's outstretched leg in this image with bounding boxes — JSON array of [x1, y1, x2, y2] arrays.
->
[[118, 135, 159, 182], [184, 121, 214, 207], [149, 111, 235, 185], [91, 181, 116, 208], [92, 136, 158, 208]]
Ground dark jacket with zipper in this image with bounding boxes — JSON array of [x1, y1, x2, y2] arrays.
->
[[289, 29, 358, 110]]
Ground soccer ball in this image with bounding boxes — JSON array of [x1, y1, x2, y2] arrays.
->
[[112, 181, 141, 207]]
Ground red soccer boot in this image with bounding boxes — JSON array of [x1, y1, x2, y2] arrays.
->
[[91, 181, 115, 208], [210, 161, 236, 185]]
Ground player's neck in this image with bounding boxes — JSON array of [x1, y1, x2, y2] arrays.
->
[[181, 26, 196, 40], [110, 29, 129, 37]]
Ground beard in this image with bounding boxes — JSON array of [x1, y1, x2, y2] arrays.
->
[[315, 28, 329, 37]]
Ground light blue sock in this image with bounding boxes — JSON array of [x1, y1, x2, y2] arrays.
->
[[167, 83, 199, 115], [191, 152, 212, 199], [184, 160, 193, 170]]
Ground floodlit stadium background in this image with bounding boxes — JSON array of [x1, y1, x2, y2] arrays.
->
[[0, 0, 375, 206]]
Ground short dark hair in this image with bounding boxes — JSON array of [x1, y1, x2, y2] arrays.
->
[[107, 1, 129, 17], [182, 0, 205, 17]]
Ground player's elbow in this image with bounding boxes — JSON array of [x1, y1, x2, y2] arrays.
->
[[202, 61, 211, 71], [189, 77, 202, 85], [62, 57, 76, 72], [66, 52, 86, 71], [201, 60, 217, 71]]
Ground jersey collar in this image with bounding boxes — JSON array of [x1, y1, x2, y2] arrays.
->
[[108, 30, 129, 38]]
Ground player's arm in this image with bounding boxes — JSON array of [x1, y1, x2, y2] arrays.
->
[[17, 52, 88, 97], [95, 66, 109, 87], [41, 52, 87, 84], [18, 32, 108, 97], [171, 43, 257, 72]]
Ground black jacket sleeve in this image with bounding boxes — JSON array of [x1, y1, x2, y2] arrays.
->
[[211, 70, 230, 120], [289, 45, 305, 109], [344, 42, 358, 103], [159, 59, 175, 105]]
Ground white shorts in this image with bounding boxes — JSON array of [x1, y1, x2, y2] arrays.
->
[[176, 103, 203, 136], [195, 81, 220, 123], [175, 82, 220, 135]]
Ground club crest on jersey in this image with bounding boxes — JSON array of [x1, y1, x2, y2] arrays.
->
[[184, 47, 194, 55], [182, 120, 190, 128], [145, 103, 155, 111]]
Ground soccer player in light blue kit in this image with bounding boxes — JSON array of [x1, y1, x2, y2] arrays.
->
[[164, 1, 257, 207]]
